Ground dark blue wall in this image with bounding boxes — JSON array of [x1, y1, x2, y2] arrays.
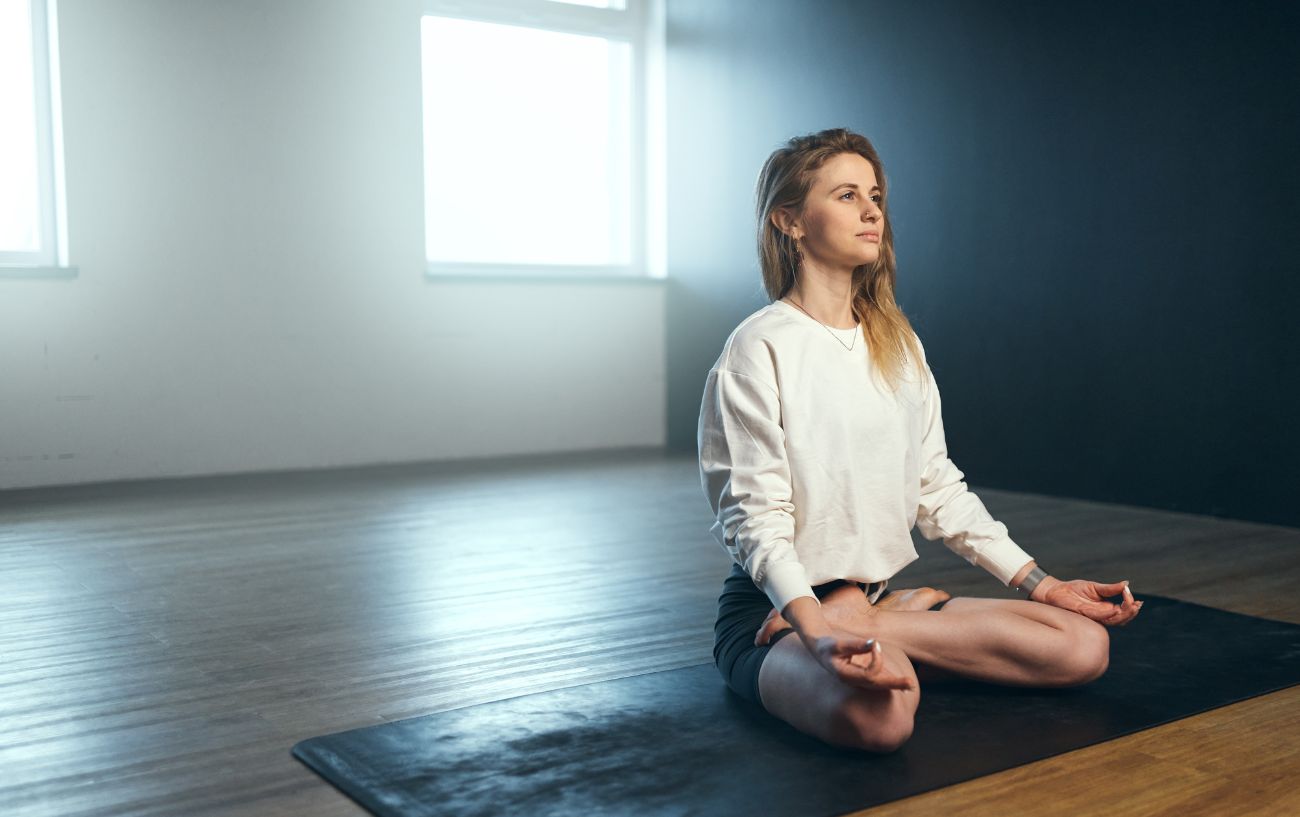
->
[[666, 0, 1299, 527]]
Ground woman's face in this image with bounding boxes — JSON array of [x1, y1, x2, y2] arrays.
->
[[784, 152, 884, 274]]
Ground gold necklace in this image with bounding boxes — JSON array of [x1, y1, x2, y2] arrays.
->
[[785, 297, 858, 351]]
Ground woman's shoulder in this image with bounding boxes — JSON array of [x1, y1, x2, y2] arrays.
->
[[713, 302, 805, 378], [729, 300, 813, 351]]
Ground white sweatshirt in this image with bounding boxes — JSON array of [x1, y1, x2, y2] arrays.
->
[[697, 299, 1035, 614]]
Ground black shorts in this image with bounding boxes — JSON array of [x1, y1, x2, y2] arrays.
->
[[712, 562, 947, 708]]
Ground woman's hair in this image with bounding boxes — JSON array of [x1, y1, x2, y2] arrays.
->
[[755, 127, 924, 393]]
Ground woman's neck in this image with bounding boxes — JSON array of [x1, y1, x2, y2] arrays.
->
[[783, 278, 856, 329]]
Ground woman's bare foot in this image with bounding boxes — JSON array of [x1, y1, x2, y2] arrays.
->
[[754, 584, 951, 646], [876, 586, 952, 612], [754, 584, 872, 645]]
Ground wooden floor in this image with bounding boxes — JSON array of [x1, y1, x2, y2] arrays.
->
[[1, 448, 1296, 816]]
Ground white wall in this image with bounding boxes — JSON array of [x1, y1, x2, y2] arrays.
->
[[0, 0, 666, 491]]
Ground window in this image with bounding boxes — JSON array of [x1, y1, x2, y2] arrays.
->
[[1, 0, 68, 273], [420, 0, 665, 278]]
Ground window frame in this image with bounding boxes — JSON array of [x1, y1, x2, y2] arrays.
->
[[419, 0, 664, 281], [0, 0, 72, 278]]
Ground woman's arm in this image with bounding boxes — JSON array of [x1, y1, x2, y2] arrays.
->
[[780, 595, 835, 642], [1010, 559, 1143, 626], [698, 364, 816, 610], [1009, 560, 1061, 602]]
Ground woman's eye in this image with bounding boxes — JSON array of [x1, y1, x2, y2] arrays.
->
[[843, 191, 883, 204]]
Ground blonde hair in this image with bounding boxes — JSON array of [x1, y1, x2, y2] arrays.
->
[[755, 127, 924, 393]]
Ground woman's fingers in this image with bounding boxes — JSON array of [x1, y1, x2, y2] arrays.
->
[[1101, 606, 1129, 626], [837, 638, 880, 666], [1081, 600, 1118, 621], [1112, 590, 1144, 621], [813, 636, 915, 691], [1119, 586, 1141, 614], [838, 640, 914, 690], [1109, 607, 1139, 626], [841, 663, 913, 690], [1095, 579, 1128, 595], [1121, 586, 1141, 616], [1097, 586, 1143, 626], [1125, 586, 1146, 612], [1049, 577, 1145, 626]]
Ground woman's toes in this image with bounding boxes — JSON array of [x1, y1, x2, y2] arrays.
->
[[754, 608, 792, 646]]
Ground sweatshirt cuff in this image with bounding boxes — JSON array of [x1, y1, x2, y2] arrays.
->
[[975, 535, 1037, 587], [759, 560, 817, 614]]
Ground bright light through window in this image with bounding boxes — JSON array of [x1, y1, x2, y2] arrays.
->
[[547, 0, 626, 8], [421, 15, 632, 267], [0, 0, 41, 253]]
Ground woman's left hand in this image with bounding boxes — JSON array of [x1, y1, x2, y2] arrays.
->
[[1038, 578, 1143, 626]]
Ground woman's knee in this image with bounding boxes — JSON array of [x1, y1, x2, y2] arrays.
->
[[1052, 617, 1110, 685], [832, 697, 915, 754], [833, 694, 916, 753]]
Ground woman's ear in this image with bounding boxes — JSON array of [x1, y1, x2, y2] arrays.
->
[[770, 208, 798, 238]]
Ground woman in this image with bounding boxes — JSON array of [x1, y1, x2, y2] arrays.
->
[[698, 127, 1142, 753]]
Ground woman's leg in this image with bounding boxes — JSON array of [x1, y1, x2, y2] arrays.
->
[[828, 594, 1111, 687], [757, 627, 921, 753], [754, 592, 1110, 752]]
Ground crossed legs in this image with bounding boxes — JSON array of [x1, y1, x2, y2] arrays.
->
[[755, 587, 1110, 752]]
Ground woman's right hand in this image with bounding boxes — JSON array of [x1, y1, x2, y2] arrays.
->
[[809, 634, 915, 691], [778, 595, 914, 691]]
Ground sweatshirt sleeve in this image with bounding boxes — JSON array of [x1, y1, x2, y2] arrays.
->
[[698, 367, 817, 613], [913, 353, 1036, 587]]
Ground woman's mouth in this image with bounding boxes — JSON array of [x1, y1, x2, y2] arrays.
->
[[857, 232, 880, 242]]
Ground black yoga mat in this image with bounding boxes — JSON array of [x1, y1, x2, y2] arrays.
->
[[293, 594, 1300, 817]]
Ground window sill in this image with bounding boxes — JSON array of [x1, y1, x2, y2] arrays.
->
[[1, 265, 79, 279], [425, 263, 665, 285]]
